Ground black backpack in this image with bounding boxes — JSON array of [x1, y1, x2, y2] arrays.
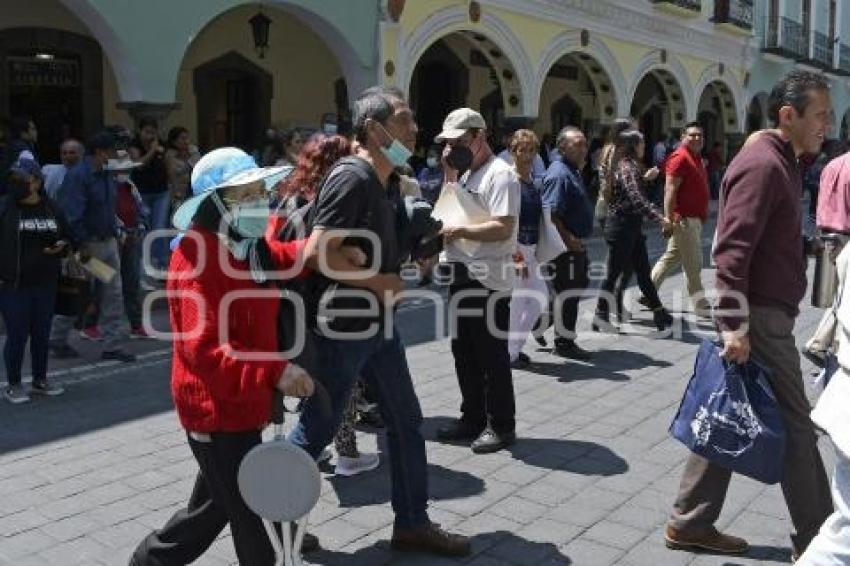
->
[[274, 156, 380, 362]]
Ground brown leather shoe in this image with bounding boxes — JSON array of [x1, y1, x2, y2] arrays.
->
[[665, 525, 749, 554], [391, 522, 471, 557]]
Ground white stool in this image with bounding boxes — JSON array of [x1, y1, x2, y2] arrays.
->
[[238, 427, 321, 566]]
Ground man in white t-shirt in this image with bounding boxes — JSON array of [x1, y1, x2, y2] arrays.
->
[[434, 108, 521, 454]]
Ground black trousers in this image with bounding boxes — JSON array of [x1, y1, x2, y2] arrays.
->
[[449, 279, 515, 434], [552, 250, 589, 347], [597, 214, 662, 316], [131, 432, 275, 566]]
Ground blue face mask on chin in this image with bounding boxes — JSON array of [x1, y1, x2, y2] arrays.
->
[[376, 123, 412, 167]]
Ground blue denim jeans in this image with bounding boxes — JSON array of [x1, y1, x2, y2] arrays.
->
[[287, 329, 429, 529], [141, 191, 170, 270]]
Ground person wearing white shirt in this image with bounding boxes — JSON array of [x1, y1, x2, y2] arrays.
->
[[434, 108, 520, 455], [42, 139, 83, 199]]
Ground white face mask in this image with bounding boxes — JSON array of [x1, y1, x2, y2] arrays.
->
[[116, 174, 130, 183], [426, 157, 439, 169]]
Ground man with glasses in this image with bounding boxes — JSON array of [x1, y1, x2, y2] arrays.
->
[[435, 108, 521, 454], [648, 122, 712, 316]]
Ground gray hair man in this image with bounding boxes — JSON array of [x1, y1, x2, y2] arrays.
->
[[42, 139, 84, 198], [541, 125, 595, 360]]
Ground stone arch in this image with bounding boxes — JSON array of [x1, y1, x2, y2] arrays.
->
[[628, 51, 695, 128], [56, 0, 142, 100], [396, 4, 534, 117], [182, 1, 369, 106], [693, 65, 744, 132], [536, 31, 627, 121]]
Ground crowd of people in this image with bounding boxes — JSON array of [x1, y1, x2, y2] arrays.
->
[[1, 68, 849, 564]]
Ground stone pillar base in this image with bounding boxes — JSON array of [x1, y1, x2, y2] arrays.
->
[[116, 101, 181, 127]]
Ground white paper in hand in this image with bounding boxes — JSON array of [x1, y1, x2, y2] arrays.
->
[[431, 182, 490, 257]]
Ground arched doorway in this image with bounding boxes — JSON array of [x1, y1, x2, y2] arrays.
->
[[408, 30, 524, 149], [193, 52, 272, 152], [0, 27, 103, 162], [631, 70, 686, 157], [697, 81, 737, 151], [551, 94, 582, 135], [174, 4, 348, 153], [409, 39, 468, 151], [746, 94, 766, 133], [539, 51, 619, 140]]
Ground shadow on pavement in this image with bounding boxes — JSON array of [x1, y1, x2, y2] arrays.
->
[[509, 438, 628, 476], [326, 462, 485, 508], [304, 530, 571, 565], [0, 357, 173, 453], [528, 361, 631, 382]]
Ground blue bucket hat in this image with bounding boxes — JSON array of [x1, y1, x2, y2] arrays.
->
[[171, 147, 293, 231]]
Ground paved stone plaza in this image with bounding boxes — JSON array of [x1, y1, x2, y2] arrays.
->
[[0, 214, 836, 565]]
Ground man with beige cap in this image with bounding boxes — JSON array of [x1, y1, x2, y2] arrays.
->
[[434, 108, 521, 454]]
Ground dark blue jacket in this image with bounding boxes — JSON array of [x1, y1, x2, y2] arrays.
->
[[542, 156, 593, 239], [56, 157, 117, 243]]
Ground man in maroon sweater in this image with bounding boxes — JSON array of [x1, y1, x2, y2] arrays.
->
[[666, 70, 834, 559]]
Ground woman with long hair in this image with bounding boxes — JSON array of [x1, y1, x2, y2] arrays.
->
[[277, 134, 351, 204], [595, 129, 673, 332], [275, 133, 382, 477], [275, 129, 305, 167]]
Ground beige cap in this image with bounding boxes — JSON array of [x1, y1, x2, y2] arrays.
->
[[434, 108, 487, 142]]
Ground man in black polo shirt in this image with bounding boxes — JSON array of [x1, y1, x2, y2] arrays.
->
[[286, 86, 469, 557], [542, 126, 594, 360]]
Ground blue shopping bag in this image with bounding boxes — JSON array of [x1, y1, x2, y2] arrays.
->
[[670, 340, 786, 484]]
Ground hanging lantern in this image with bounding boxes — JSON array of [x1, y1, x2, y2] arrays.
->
[[250, 11, 272, 59]]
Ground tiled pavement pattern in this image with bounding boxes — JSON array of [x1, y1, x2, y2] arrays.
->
[[0, 205, 838, 565]]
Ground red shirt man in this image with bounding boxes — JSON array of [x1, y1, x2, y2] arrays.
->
[[664, 125, 710, 221]]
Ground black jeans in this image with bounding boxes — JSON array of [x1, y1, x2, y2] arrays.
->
[[552, 250, 589, 347], [449, 279, 515, 434], [0, 285, 56, 386], [597, 214, 662, 316], [131, 432, 275, 566]]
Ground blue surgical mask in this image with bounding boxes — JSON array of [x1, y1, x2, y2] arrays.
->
[[231, 198, 270, 238], [377, 123, 412, 167]]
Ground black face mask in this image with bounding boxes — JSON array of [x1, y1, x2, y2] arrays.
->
[[445, 145, 473, 177]]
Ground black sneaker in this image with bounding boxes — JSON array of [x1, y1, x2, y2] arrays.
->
[[436, 419, 484, 443], [31, 380, 65, 397], [102, 350, 136, 363], [471, 427, 516, 454], [554, 342, 593, 361], [510, 352, 531, 369], [50, 344, 80, 359]]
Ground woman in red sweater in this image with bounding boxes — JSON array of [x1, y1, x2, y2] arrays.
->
[[132, 148, 315, 566]]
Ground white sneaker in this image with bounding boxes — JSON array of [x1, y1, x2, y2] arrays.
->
[[335, 453, 380, 477], [4, 385, 30, 404]]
